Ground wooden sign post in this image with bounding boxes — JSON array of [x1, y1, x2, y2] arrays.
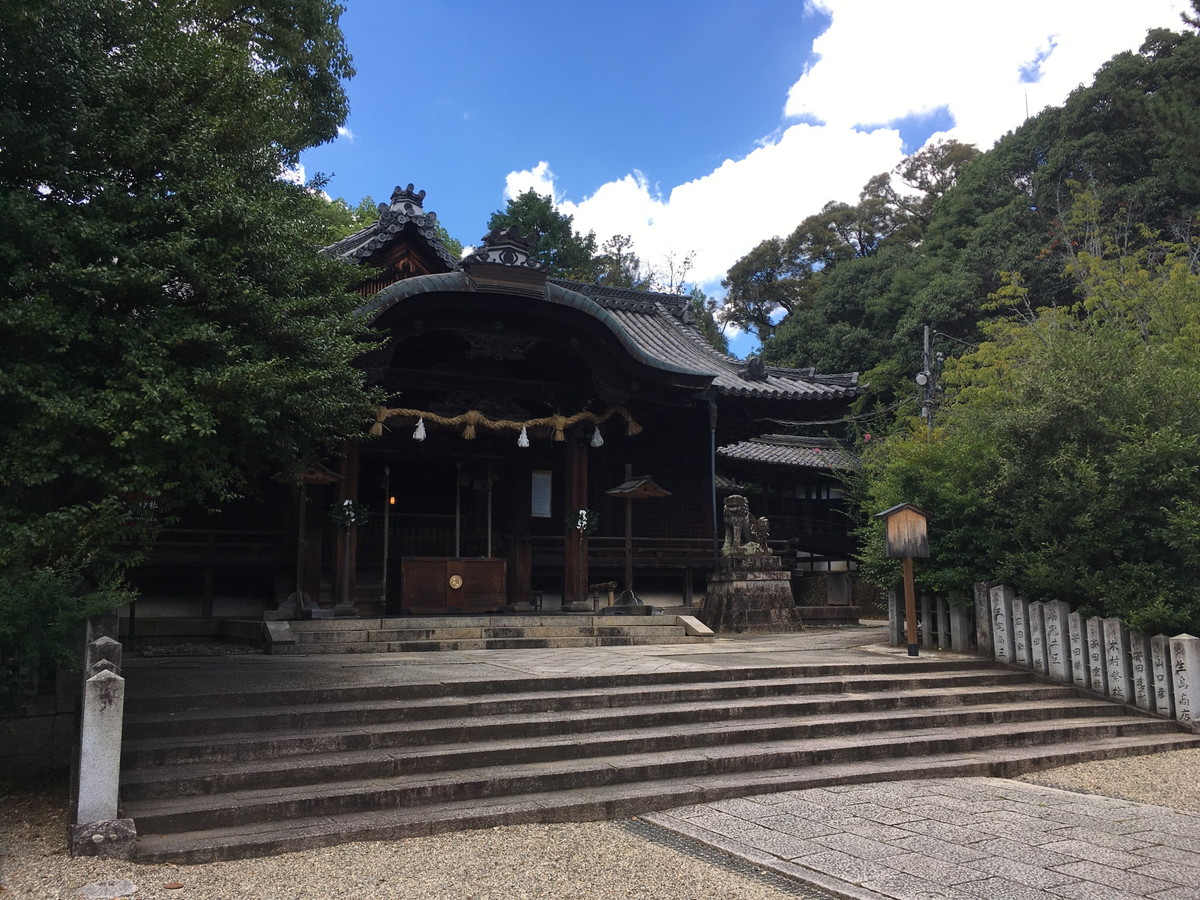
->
[[874, 503, 930, 657]]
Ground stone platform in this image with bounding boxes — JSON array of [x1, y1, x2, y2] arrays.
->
[[700, 555, 803, 633]]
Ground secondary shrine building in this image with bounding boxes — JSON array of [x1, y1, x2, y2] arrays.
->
[[129, 185, 863, 620]]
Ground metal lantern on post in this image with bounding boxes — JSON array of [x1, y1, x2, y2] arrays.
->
[[874, 503, 930, 657]]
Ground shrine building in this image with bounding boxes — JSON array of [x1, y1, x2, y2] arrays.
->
[[127, 185, 863, 625]]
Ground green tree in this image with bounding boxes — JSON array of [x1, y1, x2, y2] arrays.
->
[[0, 0, 372, 684], [857, 207, 1200, 634], [486, 190, 599, 279]]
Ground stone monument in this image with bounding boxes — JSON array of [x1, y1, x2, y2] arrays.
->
[[701, 495, 803, 633]]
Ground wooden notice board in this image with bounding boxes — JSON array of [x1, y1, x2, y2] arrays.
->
[[401, 558, 507, 614]]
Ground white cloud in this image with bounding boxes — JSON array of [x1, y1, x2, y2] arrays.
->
[[505, 1, 1189, 299], [505, 161, 559, 202], [337, 125, 356, 142], [790, 0, 1190, 149]]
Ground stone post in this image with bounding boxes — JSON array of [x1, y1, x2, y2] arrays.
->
[[1043, 601, 1072, 683], [1128, 631, 1153, 712], [990, 585, 1016, 664], [1169, 634, 1200, 729], [887, 589, 904, 647], [937, 598, 951, 651], [949, 603, 972, 653], [1103, 617, 1134, 705], [70, 667, 136, 857], [973, 582, 993, 657], [1011, 597, 1032, 667], [920, 594, 933, 649], [1028, 601, 1048, 676], [1150, 635, 1175, 719], [1067, 611, 1089, 689], [1086, 617, 1108, 696]]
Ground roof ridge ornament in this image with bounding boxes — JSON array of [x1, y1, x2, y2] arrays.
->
[[461, 226, 549, 296], [388, 183, 427, 213]]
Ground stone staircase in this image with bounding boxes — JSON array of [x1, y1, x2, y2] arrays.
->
[[264, 614, 712, 654], [119, 657, 1200, 863]]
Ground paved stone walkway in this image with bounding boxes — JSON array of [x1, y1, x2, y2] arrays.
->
[[645, 778, 1200, 900]]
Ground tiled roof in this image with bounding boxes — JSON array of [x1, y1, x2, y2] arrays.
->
[[325, 185, 460, 271], [552, 280, 861, 402], [717, 434, 859, 470]]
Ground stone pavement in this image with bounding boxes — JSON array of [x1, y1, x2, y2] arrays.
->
[[644, 777, 1200, 900]]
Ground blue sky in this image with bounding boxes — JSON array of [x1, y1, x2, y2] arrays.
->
[[302, 0, 1190, 357]]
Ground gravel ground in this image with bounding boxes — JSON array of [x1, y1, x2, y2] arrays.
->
[[0, 778, 804, 900], [5, 749, 1199, 900], [1016, 745, 1200, 812]]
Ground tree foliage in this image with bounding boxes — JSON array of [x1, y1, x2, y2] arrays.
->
[[486, 190, 600, 280], [857, 202, 1200, 633], [0, 0, 371, 685]]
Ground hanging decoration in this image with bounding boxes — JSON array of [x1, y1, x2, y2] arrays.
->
[[329, 498, 370, 527], [368, 404, 643, 443], [567, 508, 599, 536]]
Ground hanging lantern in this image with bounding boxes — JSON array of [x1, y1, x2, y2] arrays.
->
[[413, 418, 426, 441], [590, 427, 604, 448], [517, 425, 530, 448]]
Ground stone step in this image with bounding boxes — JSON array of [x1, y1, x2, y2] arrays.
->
[[123, 668, 1034, 739], [122, 714, 1184, 835], [123, 658, 993, 711], [129, 732, 1200, 864], [119, 697, 1131, 799], [122, 682, 1086, 768]]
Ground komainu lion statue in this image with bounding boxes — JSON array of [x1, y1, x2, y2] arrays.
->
[[722, 495, 752, 555]]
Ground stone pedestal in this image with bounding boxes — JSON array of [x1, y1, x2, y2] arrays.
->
[[702, 556, 803, 633], [1067, 612, 1090, 689], [1103, 617, 1134, 705], [1169, 634, 1200, 728], [990, 586, 1016, 664], [1012, 597, 1032, 667], [1129, 631, 1153, 712], [1028, 601, 1048, 675], [1044, 601, 1072, 683], [1086, 617, 1108, 696], [1151, 635, 1175, 718]]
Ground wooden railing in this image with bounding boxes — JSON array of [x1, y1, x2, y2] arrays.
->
[[533, 535, 715, 571]]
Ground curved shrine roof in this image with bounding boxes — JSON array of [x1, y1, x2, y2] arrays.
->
[[717, 434, 859, 470]]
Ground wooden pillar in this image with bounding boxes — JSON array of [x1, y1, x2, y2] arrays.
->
[[506, 463, 532, 608], [563, 436, 588, 606], [334, 441, 360, 609]]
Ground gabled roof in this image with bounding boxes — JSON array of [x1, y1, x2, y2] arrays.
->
[[325, 184, 460, 271], [717, 434, 859, 470], [553, 280, 861, 402]]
